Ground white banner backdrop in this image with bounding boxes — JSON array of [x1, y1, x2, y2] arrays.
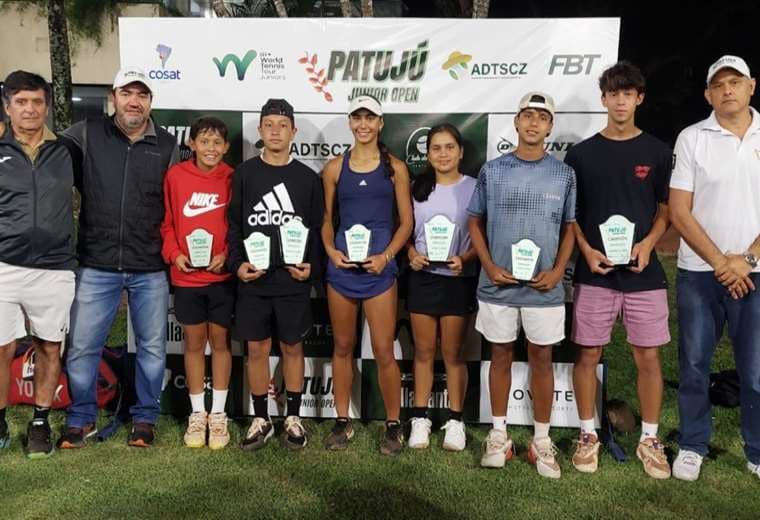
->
[[119, 17, 619, 113], [121, 17, 619, 422]]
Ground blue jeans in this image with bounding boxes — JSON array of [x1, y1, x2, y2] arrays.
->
[[66, 268, 169, 427], [677, 269, 760, 464]]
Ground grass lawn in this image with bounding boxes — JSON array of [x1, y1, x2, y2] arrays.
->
[[0, 255, 757, 519]]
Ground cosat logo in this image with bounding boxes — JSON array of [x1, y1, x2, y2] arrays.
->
[[213, 50, 257, 81], [442, 51, 472, 80], [405, 126, 431, 176], [149, 44, 182, 81]]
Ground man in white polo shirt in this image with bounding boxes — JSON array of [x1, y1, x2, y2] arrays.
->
[[669, 55, 760, 482]]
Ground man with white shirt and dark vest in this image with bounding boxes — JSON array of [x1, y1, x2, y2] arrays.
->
[[669, 55, 760, 482], [57, 66, 179, 449], [0, 71, 76, 458], [227, 99, 324, 452]]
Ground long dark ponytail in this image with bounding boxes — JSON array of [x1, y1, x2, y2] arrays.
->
[[412, 123, 463, 203], [378, 140, 395, 179]]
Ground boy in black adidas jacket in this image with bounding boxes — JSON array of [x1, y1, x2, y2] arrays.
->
[[227, 99, 324, 451]]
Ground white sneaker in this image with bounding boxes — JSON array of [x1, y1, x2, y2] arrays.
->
[[441, 419, 466, 452], [672, 450, 704, 481], [748, 461, 760, 481], [528, 437, 561, 479], [480, 429, 514, 468], [408, 417, 432, 449]]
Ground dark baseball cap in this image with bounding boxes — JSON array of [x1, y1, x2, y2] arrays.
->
[[260, 98, 294, 124]]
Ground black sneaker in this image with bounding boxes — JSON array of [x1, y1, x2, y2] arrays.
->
[[57, 424, 98, 449], [0, 420, 10, 449], [380, 421, 404, 457], [324, 418, 354, 451], [240, 417, 274, 452], [24, 420, 54, 459], [282, 416, 307, 451], [127, 422, 156, 448]]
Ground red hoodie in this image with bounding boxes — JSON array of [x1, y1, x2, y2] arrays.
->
[[161, 160, 234, 287]]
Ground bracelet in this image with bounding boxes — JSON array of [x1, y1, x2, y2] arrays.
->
[[384, 251, 392, 263]]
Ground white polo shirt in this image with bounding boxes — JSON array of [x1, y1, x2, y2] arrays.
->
[[670, 107, 760, 272]]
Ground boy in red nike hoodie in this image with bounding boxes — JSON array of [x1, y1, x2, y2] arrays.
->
[[161, 117, 234, 450]]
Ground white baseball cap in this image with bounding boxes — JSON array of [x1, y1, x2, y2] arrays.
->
[[112, 66, 153, 93], [706, 55, 751, 85], [518, 91, 555, 118], [348, 95, 382, 116]]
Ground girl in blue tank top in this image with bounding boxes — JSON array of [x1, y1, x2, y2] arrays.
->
[[320, 95, 413, 456]]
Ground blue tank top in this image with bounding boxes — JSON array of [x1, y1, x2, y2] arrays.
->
[[326, 152, 398, 299]]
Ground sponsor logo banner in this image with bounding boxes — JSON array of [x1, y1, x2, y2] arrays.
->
[[242, 112, 354, 172], [258, 357, 362, 418], [139, 354, 246, 417], [152, 110, 243, 166], [380, 113, 488, 178], [487, 112, 608, 162], [361, 359, 481, 421], [478, 361, 605, 427], [119, 18, 620, 112]]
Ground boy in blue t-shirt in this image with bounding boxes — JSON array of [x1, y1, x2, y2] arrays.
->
[[468, 91, 576, 478]]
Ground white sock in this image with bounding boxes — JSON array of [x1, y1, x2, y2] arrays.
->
[[579, 418, 596, 436], [534, 421, 550, 441], [211, 389, 228, 414], [189, 392, 206, 414], [492, 415, 507, 432], [640, 421, 658, 442]]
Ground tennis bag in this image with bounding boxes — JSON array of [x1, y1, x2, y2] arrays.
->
[[8, 339, 119, 409]]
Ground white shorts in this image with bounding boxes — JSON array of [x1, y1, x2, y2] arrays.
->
[[475, 300, 565, 346], [0, 261, 75, 345]]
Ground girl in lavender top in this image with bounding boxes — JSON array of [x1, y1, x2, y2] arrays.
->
[[406, 124, 478, 452]]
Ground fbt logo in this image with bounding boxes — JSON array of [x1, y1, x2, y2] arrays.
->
[[149, 43, 182, 81], [548, 54, 601, 75]]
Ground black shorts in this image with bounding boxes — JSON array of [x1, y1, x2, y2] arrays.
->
[[173, 281, 235, 328], [235, 291, 312, 345], [406, 270, 477, 316]]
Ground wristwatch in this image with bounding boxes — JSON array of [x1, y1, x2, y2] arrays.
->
[[743, 252, 758, 268]]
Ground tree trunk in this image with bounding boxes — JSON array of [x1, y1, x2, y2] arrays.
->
[[472, 0, 490, 18], [361, 0, 373, 16], [340, 0, 353, 17], [272, 0, 288, 17], [47, 0, 72, 132], [211, 0, 229, 17]]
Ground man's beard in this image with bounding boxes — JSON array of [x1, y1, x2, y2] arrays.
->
[[118, 112, 147, 130]]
